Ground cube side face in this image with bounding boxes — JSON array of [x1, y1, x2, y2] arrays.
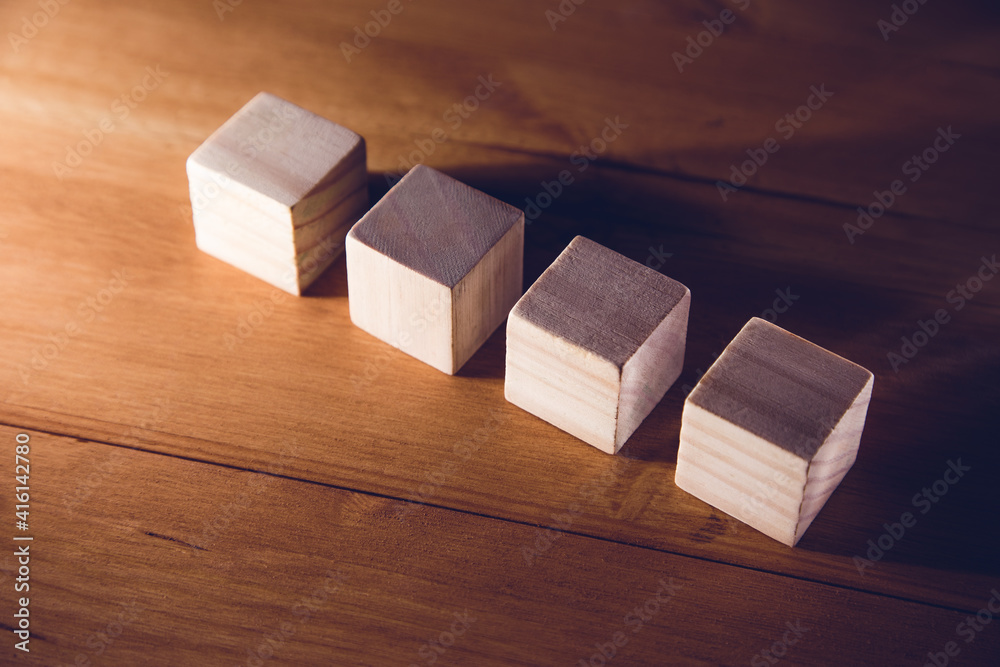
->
[[346, 235, 454, 374], [291, 139, 368, 236], [193, 223, 302, 295], [616, 289, 691, 449], [452, 217, 524, 372], [676, 403, 809, 547], [505, 314, 620, 453], [794, 374, 874, 543]]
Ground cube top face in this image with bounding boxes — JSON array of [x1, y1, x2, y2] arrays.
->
[[347, 165, 524, 288], [688, 317, 873, 461], [511, 235, 690, 368], [187, 92, 364, 208]]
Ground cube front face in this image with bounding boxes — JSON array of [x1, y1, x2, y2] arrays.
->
[[505, 236, 690, 454], [505, 316, 622, 453], [346, 165, 524, 375], [187, 92, 368, 295], [675, 317, 874, 546]]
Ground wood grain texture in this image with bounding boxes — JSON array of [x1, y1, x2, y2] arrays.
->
[[347, 164, 524, 374], [505, 235, 690, 453], [188, 92, 367, 294], [5, 425, 999, 666], [0, 0, 998, 663], [676, 318, 874, 547]]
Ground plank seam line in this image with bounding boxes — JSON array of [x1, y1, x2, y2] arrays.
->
[[452, 139, 985, 229], [1, 419, 984, 617]]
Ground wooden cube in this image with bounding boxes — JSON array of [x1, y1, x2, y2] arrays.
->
[[675, 317, 874, 547], [346, 165, 524, 375], [187, 92, 367, 295], [505, 236, 691, 454]]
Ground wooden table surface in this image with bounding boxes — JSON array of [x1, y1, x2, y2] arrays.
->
[[2, 1, 999, 665]]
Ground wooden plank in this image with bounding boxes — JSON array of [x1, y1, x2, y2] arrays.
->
[[1, 0, 995, 227], [3, 425, 998, 666]]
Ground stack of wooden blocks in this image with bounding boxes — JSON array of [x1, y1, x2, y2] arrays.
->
[[186, 92, 874, 548]]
